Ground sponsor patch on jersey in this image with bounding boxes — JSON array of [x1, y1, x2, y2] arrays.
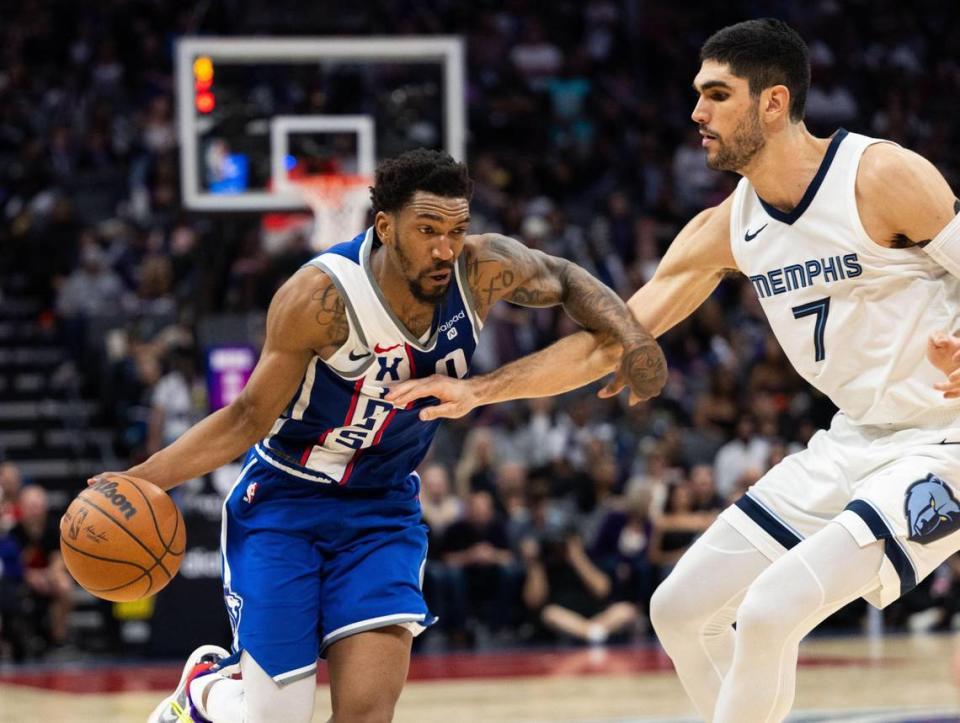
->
[[904, 473, 960, 544], [438, 310, 465, 334]]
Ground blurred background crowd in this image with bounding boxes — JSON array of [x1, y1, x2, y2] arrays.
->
[[3, 0, 960, 660]]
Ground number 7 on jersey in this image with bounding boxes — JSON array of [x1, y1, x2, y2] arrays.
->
[[791, 296, 830, 362]]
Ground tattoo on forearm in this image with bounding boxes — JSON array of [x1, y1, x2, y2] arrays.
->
[[622, 339, 668, 389], [557, 262, 630, 335]]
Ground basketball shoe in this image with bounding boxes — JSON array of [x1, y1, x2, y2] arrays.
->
[[147, 644, 230, 723]]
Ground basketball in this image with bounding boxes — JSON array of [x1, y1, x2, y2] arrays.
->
[[59, 474, 186, 602]]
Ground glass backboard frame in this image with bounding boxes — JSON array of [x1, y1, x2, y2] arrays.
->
[[175, 36, 466, 211]]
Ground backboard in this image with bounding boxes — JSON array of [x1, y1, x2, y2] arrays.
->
[[175, 36, 466, 212]]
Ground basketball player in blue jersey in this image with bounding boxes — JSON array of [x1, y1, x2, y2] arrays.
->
[[118, 149, 666, 723], [387, 21, 960, 723]]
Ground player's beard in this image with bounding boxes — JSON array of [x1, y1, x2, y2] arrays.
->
[[706, 101, 766, 172], [394, 230, 452, 304]]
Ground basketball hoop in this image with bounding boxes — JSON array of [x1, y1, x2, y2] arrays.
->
[[291, 174, 372, 251]]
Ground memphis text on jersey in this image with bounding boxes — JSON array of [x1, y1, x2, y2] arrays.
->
[[749, 253, 862, 299]]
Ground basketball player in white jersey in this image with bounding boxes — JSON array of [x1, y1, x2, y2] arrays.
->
[[387, 19, 960, 722]]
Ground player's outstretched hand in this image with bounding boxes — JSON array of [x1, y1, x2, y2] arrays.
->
[[86, 472, 119, 486], [385, 375, 480, 421], [929, 331, 960, 398], [598, 335, 667, 405]]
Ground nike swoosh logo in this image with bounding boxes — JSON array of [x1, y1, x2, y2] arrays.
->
[[348, 350, 371, 361], [744, 223, 768, 242], [374, 343, 402, 354]]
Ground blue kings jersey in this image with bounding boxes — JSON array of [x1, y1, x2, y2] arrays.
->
[[255, 228, 482, 489]]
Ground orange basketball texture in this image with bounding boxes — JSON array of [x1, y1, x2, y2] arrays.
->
[[59, 474, 186, 602]]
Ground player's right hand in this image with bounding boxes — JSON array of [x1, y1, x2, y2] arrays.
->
[[929, 331, 960, 398], [385, 375, 481, 420]]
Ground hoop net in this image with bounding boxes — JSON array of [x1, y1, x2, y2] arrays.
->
[[291, 174, 372, 251]]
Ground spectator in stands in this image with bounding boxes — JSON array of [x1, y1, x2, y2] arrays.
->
[[10, 486, 74, 650], [522, 525, 639, 645], [713, 415, 772, 500], [420, 463, 463, 541], [679, 399, 726, 468], [419, 462, 465, 648], [453, 427, 498, 498], [56, 242, 126, 322], [0, 462, 23, 531], [649, 478, 719, 581], [147, 344, 202, 453], [494, 460, 529, 520], [441, 491, 518, 640], [0, 463, 26, 659], [55, 241, 127, 363], [591, 489, 656, 620], [689, 464, 725, 513]]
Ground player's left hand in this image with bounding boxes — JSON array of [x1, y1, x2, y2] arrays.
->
[[598, 335, 667, 404], [385, 375, 480, 420], [928, 331, 960, 398]]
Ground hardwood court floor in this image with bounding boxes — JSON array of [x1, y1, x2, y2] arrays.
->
[[0, 634, 958, 722]]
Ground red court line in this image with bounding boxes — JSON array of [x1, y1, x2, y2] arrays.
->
[[0, 647, 896, 694]]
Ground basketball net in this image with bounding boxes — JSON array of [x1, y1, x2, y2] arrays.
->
[[291, 174, 372, 251]]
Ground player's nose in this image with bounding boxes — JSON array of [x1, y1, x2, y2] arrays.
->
[[691, 97, 709, 125], [432, 238, 454, 260]]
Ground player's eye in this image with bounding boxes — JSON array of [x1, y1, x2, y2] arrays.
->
[[419, 226, 434, 235]]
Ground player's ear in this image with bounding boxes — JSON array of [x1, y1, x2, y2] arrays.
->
[[762, 84, 790, 123], [374, 210, 394, 246]]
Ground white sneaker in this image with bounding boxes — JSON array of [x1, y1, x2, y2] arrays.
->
[[147, 644, 230, 723]]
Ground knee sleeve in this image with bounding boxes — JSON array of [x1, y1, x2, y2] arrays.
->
[[650, 518, 770, 639]]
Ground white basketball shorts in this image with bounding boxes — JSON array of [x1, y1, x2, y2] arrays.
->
[[721, 412, 960, 608]]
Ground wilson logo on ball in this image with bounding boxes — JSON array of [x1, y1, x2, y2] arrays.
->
[[90, 479, 139, 520]]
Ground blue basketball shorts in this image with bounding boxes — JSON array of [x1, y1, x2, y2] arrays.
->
[[220, 448, 435, 683]]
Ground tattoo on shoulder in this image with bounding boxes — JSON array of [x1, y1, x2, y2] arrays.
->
[[311, 281, 350, 349]]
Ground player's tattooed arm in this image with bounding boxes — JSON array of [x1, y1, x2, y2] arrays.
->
[[466, 232, 632, 325], [466, 234, 667, 400]]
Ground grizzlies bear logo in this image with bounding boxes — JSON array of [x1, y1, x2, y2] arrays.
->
[[904, 473, 960, 544]]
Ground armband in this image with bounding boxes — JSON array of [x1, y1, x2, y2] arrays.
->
[[924, 212, 960, 278]]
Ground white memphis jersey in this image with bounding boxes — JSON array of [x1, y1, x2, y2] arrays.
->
[[730, 129, 960, 428]]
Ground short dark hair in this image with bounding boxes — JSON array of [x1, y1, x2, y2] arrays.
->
[[700, 18, 810, 122], [370, 148, 472, 214]]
